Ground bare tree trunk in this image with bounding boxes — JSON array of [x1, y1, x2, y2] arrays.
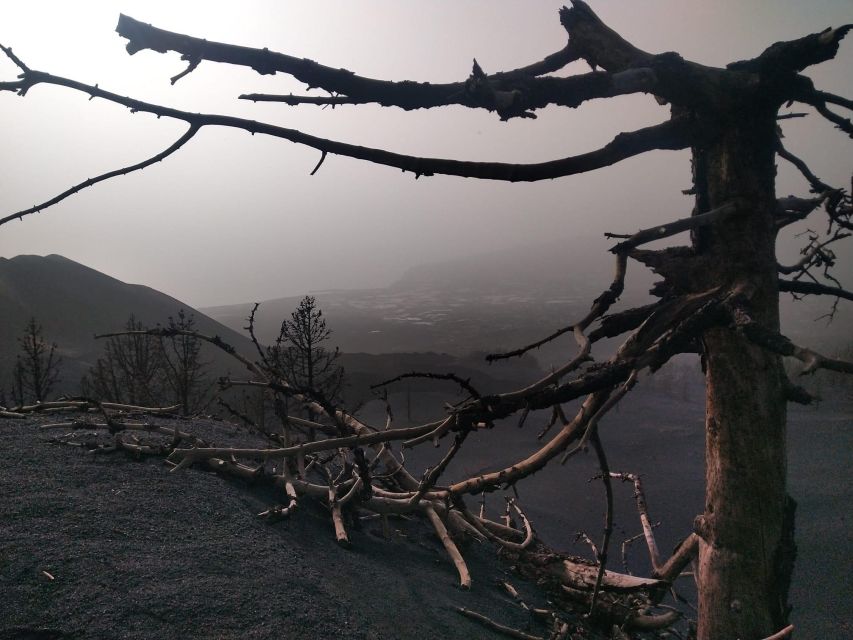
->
[[693, 111, 794, 639]]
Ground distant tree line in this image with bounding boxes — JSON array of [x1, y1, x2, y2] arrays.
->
[[5, 317, 62, 406], [3, 300, 348, 422], [224, 295, 347, 435], [81, 309, 212, 415]]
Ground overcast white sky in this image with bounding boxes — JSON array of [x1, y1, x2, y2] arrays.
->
[[1, 1, 851, 307]]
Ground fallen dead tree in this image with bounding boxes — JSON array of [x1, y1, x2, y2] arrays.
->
[[3, 399, 181, 417], [30, 269, 722, 636]]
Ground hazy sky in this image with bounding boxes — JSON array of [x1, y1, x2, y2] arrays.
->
[[1, 1, 851, 307]]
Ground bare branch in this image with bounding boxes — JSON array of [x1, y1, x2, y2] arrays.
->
[[608, 202, 738, 253], [776, 140, 834, 193], [0, 65, 692, 224], [559, 1, 654, 73], [454, 608, 544, 640], [408, 428, 468, 508], [729, 24, 853, 73], [0, 124, 200, 227], [812, 100, 853, 136], [0, 43, 30, 72], [653, 534, 699, 583], [790, 79, 853, 136], [588, 433, 614, 614], [117, 14, 585, 116], [731, 306, 853, 374], [372, 371, 482, 401], [611, 472, 662, 572], [238, 66, 658, 120], [777, 231, 850, 275], [779, 278, 853, 302], [487, 252, 628, 362], [240, 93, 369, 107]]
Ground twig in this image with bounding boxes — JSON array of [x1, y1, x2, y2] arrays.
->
[[454, 608, 544, 640], [587, 432, 613, 614]]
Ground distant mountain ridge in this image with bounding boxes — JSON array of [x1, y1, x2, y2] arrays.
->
[[202, 238, 850, 361], [0, 255, 545, 402], [201, 239, 658, 365], [0, 254, 254, 393]]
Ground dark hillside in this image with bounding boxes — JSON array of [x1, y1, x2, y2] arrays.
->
[[0, 255, 255, 390], [0, 416, 574, 640]]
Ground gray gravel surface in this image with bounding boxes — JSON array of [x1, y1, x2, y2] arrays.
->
[[0, 416, 561, 640]]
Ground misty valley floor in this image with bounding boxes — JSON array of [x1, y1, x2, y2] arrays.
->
[[1, 396, 850, 639]]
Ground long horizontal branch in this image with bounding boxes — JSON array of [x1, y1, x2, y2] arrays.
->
[[239, 93, 370, 107], [779, 279, 853, 302], [0, 66, 691, 226], [167, 419, 445, 466], [116, 13, 584, 114], [608, 201, 738, 253], [237, 67, 658, 120]]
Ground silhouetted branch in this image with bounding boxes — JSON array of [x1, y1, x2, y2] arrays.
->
[[371, 371, 482, 401], [0, 124, 200, 227], [608, 202, 738, 253], [487, 252, 628, 363], [731, 306, 853, 374], [0, 62, 692, 225], [240, 93, 369, 107], [454, 607, 543, 640], [814, 90, 853, 111], [775, 140, 834, 193], [790, 80, 853, 136], [588, 433, 613, 614], [238, 66, 657, 120], [813, 101, 853, 136], [729, 24, 853, 73], [777, 231, 850, 275], [779, 279, 853, 302], [775, 193, 832, 227], [117, 13, 582, 116]]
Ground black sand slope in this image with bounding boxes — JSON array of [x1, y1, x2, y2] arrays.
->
[[2, 397, 850, 639], [0, 416, 561, 640]]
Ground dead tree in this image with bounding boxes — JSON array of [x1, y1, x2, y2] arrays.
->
[[159, 310, 212, 416], [1, 3, 852, 638], [267, 296, 345, 411], [83, 315, 167, 407], [9, 317, 62, 405]]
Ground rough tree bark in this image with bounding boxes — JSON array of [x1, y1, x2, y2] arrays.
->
[[693, 117, 791, 637]]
